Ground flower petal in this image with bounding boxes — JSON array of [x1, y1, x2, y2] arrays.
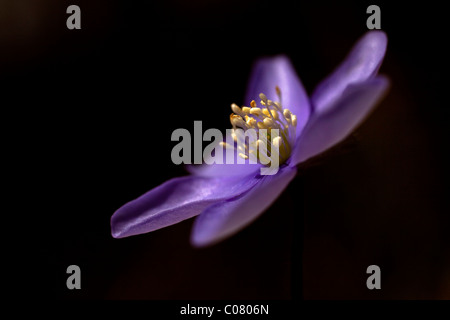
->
[[190, 165, 297, 247], [311, 31, 387, 114], [291, 76, 390, 165], [245, 55, 311, 137], [187, 130, 263, 177], [111, 172, 262, 238]]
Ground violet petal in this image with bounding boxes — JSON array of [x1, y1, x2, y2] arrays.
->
[[111, 172, 262, 238], [190, 165, 297, 247], [245, 55, 311, 137], [291, 76, 390, 165], [187, 130, 263, 177], [311, 31, 387, 114]]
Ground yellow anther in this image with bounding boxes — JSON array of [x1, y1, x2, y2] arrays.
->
[[283, 109, 291, 119], [263, 118, 274, 127], [259, 93, 267, 101], [237, 143, 246, 152], [250, 100, 257, 108], [275, 86, 281, 98], [242, 107, 251, 114], [271, 109, 279, 120], [230, 114, 246, 128], [250, 107, 262, 116], [256, 139, 265, 147], [231, 103, 241, 115], [257, 122, 267, 129], [272, 136, 282, 148], [246, 117, 256, 127], [291, 115, 297, 127], [262, 108, 271, 117]]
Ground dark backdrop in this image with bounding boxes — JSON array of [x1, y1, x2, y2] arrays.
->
[[2, 0, 448, 300]]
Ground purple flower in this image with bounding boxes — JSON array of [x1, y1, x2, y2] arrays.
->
[[111, 31, 389, 247]]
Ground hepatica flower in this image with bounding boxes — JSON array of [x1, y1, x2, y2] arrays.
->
[[111, 31, 389, 247]]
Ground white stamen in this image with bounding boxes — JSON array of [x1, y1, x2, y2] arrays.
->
[[220, 142, 235, 149], [238, 153, 248, 160]]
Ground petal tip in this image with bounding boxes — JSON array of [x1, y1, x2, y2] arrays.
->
[[110, 208, 132, 239], [311, 30, 389, 114], [366, 30, 387, 42], [111, 231, 122, 239], [110, 230, 122, 239], [110, 217, 124, 239], [190, 233, 217, 249], [254, 53, 291, 64], [360, 30, 388, 62]]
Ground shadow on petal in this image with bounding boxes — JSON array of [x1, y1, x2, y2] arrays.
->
[[312, 31, 387, 114], [291, 76, 390, 166], [191, 165, 297, 247]]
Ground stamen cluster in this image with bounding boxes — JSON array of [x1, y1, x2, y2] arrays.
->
[[221, 86, 297, 165]]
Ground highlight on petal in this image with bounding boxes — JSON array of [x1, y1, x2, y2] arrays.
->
[[111, 172, 262, 238], [291, 76, 390, 165], [311, 31, 387, 114], [245, 55, 311, 137], [190, 165, 297, 248]]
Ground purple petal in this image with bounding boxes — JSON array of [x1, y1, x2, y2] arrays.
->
[[111, 172, 262, 238], [190, 165, 297, 247], [311, 31, 387, 114], [187, 130, 263, 177], [187, 159, 263, 177], [291, 76, 390, 165], [245, 55, 311, 137]]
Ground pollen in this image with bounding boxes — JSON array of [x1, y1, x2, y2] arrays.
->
[[227, 87, 297, 166]]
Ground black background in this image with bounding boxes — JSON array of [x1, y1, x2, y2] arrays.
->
[[2, 0, 449, 301]]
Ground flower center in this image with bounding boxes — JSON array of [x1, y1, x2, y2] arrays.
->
[[223, 86, 297, 166]]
